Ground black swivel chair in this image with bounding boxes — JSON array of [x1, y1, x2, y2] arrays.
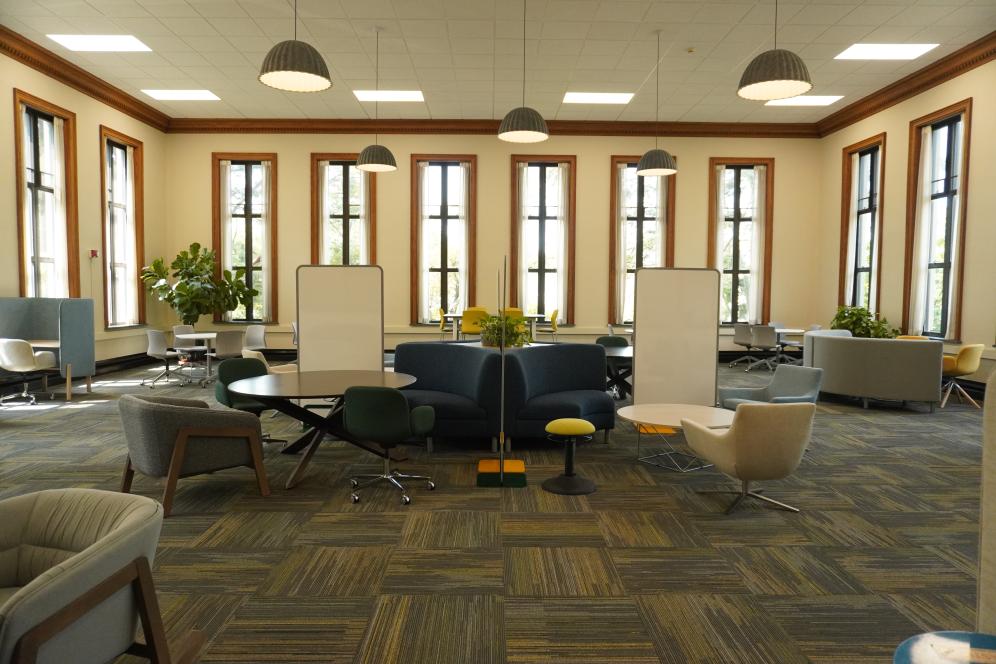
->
[[595, 335, 631, 400]]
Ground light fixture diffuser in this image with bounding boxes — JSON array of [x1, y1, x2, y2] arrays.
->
[[357, 29, 398, 173], [835, 43, 938, 60], [47, 34, 151, 52], [259, 40, 332, 92], [353, 90, 424, 102], [141, 89, 219, 101], [563, 92, 634, 104], [765, 95, 843, 106]]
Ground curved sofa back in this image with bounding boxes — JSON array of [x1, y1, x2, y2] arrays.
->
[[506, 344, 607, 402], [805, 333, 942, 403], [394, 342, 500, 404]]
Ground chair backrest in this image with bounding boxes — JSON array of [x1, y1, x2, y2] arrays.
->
[[732, 323, 753, 346], [343, 386, 412, 445], [241, 349, 272, 372], [767, 365, 823, 401], [145, 330, 169, 359], [213, 330, 244, 359], [0, 339, 38, 372], [750, 324, 778, 348], [501, 308, 523, 319], [290, 321, 298, 346], [244, 324, 266, 349], [461, 308, 489, 334], [550, 309, 559, 333], [896, 335, 929, 340], [0, 488, 162, 664], [171, 324, 198, 349], [729, 402, 815, 481], [506, 343, 606, 402], [953, 344, 985, 375], [214, 358, 267, 407], [437, 308, 446, 333], [595, 335, 629, 348]]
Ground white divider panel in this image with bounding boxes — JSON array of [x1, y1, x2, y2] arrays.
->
[[296, 265, 384, 371], [633, 268, 719, 406]]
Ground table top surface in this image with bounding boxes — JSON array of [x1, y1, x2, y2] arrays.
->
[[27, 339, 60, 348], [175, 332, 217, 340], [893, 631, 996, 663], [618, 403, 734, 428], [443, 312, 546, 319], [229, 369, 415, 399], [602, 346, 633, 358], [776, 328, 805, 335]]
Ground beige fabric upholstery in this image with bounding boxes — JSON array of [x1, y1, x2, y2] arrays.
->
[[0, 489, 162, 664], [241, 349, 297, 374], [803, 330, 942, 404], [682, 403, 815, 482], [978, 371, 996, 632], [0, 340, 56, 372]]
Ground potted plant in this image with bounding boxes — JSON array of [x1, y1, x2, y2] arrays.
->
[[830, 305, 899, 339], [479, 314, 532, 348], [140, 242, 257, 325]]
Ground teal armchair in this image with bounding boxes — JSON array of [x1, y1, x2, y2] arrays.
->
[[718, 365, 823, 411]]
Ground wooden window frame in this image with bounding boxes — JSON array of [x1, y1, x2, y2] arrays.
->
[[99, 125, 145, 329], [608, 155, 676, 323], [706, 157, 774, 325], [409, 154, 478, 325], [309, 153, 377, 265], [509, 155, 577, 324], [902, 98, 972, 340], [211, 152, 279, 324], [838, 133, 886, 310], [13, 89, 80, 298]]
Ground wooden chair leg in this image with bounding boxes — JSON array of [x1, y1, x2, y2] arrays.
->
[[85, 375, 92, 393], [246, 431, 271, 497], [65, 363, 72, 402], [162, 434, 190, 518], [134, 557, 172, 664], [121, 457, 135, 493]]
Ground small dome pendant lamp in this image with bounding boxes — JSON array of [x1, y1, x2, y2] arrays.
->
[[498, 0, 548, 143], [637, 32, 677, 177], [737, 0, 812, 101], [357, 29, 397, 173], [258, 0, 331, 93]]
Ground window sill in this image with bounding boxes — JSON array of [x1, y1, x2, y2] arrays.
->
[[105, 323, 148, 332], [215, 320, 277, 326]]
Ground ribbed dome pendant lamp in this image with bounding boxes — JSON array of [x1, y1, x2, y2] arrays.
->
[[498, 0, 548, 143], [357, 28, 397, 173], [737, 0, 812, 101], [637, 32, 677, 177], [258, 0, 331, 92]]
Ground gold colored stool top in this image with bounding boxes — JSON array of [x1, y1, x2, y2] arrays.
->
[[545, 418, 596, 437]]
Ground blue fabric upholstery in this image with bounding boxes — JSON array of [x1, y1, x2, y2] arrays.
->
[[394, 343, 501, 439], [505, 344, 615, 438], [718, 365, 824, 410]]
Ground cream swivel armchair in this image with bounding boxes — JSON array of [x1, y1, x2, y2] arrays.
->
[[682, 402, 816, 514], [0, 339, 58, 405], [242, 349, 297, 374], [0, 488, 203, 664]]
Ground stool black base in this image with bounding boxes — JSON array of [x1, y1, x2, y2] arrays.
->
[[542, 474, 596, 495]]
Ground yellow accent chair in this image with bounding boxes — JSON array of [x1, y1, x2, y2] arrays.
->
[[437, 307, 447, 340], [942, 344, 985, 408], [897, 335, 929, 340], [460, 307, 489, 339], [501, 307, 524, 319], [549, 309, 560, 342]]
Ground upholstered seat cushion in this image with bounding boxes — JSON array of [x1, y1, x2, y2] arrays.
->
[[403, 389, 486, 420], [722, 397, 765, 410], [519, 390, 614, 421], [546, 418, 596, 436], [0, 586, 21, 607], [943, 355, 958, 374]]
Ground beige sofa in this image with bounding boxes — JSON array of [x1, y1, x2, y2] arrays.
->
[[802, 329, 942, 409]]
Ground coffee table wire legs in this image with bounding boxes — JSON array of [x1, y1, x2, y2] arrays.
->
[[635, 426, 713, 473]]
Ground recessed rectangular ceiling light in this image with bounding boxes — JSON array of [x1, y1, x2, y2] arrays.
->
[[353, 90, 424, 102], [765, 95, 844, 107], [563, 92, 634, 104], [141, 89, 220, 101], [47, 34, 151, 52], [835, 43, 938, 60]]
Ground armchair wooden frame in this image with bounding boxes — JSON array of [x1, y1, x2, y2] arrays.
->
[[13, 556, 204, 664], [121, 426, 270, 517]]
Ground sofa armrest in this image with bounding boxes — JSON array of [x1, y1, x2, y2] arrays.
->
[[717, 387, 766, 402]]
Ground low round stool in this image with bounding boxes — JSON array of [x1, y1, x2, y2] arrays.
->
[[542, 418, 597, 495]]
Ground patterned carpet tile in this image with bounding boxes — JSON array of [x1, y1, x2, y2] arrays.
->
[[401, 511, 502, 548], [256, 546, 393, 597], [381, 548, 505, 593], [720, 546, 866, 596], [610, 548, 750, 595], [505, 547, 626, 597], [595, 510, 708, 548], [501, 512, 606, 547], [826, 547, 977, 593], [294, 512, 409, 547]]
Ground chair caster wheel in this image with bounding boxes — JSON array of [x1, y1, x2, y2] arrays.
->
[[427, 481, 435, 490], [401, 495, 411, 505], [351, 493, 360, 503], [350, 479, 359, 488]]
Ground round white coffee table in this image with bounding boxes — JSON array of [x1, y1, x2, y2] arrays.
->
[[618, 403, 734, 472]]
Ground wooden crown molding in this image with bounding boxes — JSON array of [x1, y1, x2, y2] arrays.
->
[[2, 24, 993, 139], [0, 25, 169, 132], [816, 30, 996, 137]]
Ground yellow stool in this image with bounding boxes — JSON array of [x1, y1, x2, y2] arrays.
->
[[543, 418, 596, 495]]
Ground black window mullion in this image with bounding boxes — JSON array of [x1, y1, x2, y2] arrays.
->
[[923, 116, 960, 338], [25, 107, 54, 296], [426, 162, 460, 320]]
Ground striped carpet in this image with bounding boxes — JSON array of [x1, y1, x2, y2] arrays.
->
[[0, 363, 984, 663]]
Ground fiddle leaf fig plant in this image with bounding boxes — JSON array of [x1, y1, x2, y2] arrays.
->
[[140, 242, 256, 325], [830, 305, 899, 339]]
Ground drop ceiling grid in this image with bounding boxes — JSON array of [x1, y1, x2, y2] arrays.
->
[[0, 0, 992, 121]]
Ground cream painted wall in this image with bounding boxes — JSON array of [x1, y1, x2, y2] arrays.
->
[[164, 133, 824, 349], [817, 59, 996, 381], [0, 55, 168, 361]]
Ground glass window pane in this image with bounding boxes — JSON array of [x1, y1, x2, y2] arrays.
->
[[623, 272, 635, 323], [326, 218, 343, 265], [720, 273, 734, 323], [928, 199, 948, 264], [622, 218, 637, 270], [925, 267, 945, 334], [720, 221, 734, 270], [738, 221, 753, 271], [641, 221, 659, 268], [251, 164, 264, 215], [328, 165, 344, 215], [251, 217, 265, 265], [856, 214, 873, 268], [348, 218, 364, 266], [229, 164, 246, 215], [737, 273, 750, 323]]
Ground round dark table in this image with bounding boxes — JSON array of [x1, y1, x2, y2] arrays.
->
[[229, 370, 415, 488]]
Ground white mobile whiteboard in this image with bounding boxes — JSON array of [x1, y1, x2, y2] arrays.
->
[[633, 268, 719, 406], [296, 265, 384, 372]]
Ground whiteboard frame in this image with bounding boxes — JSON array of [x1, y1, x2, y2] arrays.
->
[[295, 264, 384, 372], [632, 267, 720, 407]]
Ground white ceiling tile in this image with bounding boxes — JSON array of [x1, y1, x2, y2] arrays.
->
[[208, 17, 264, 36], [135, 1, 201, 18]]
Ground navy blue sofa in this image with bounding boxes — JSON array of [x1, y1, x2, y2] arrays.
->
[[394, 342, 501, 441], [504, 344, 615, 443]]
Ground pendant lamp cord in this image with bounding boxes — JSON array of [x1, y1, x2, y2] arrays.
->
[[521, 0, 526, 107], [774, 0, 778, 50], [375, 29, 380, 144], [655, 32, 660, 150], [294, 0, 297, 40]]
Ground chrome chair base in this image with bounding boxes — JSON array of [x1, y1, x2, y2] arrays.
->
[[349, 456, 434, 505], [745, 356, 778, 372], [941, 380, 980, 409], [0, 381, 54, 406], [699, 481, 798, 514]]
